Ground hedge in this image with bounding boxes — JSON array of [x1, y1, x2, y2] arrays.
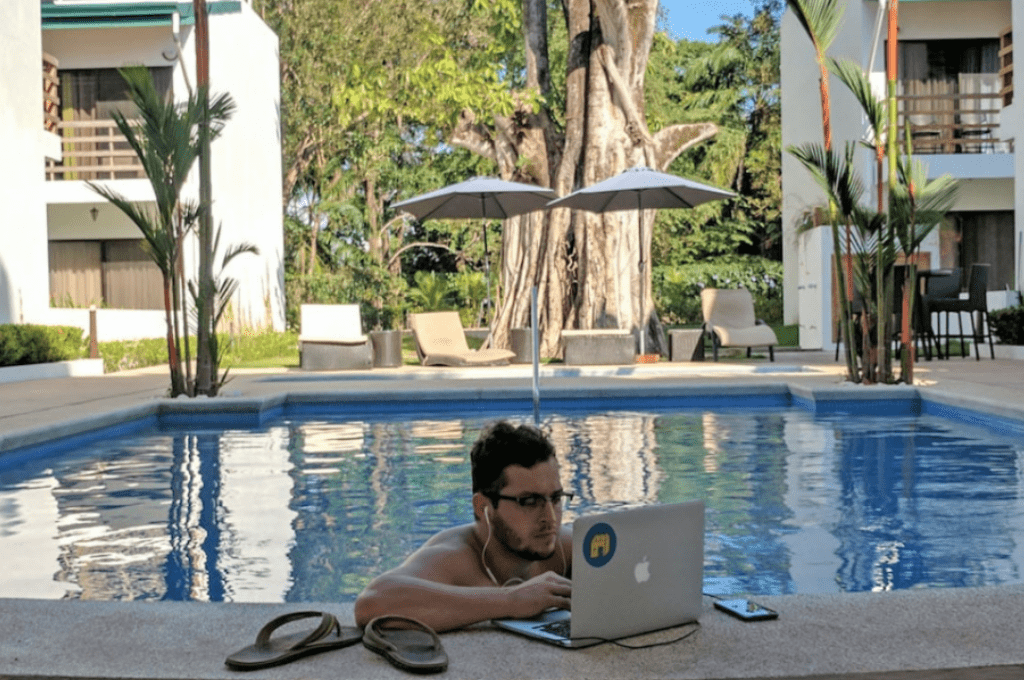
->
[[653, 256, 783, 326], [0, 324, 87, 367], [990, 304, 1024, 345]]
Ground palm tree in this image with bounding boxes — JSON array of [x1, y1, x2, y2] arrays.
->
[[89, 66, 234, 396], [786, 0, 860, 379]]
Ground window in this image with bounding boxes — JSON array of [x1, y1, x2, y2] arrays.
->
[[49, 240, 163, 309], [941, 212, 1014, 291]]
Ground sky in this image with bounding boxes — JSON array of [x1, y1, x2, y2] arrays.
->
[[659, 0, 756, 43]]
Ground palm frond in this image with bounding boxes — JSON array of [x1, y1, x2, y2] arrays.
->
[[787, 0, 846, 56], [828, 57, 886, 143]]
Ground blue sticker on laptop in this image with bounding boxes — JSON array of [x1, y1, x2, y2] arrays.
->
[[583, 522, 616, 567]]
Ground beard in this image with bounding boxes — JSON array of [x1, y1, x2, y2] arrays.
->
[[490, 510, 557, 562]]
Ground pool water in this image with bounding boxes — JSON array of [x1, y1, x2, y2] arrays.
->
[[1, 405, 1022, 602]]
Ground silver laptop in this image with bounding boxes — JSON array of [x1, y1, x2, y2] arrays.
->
[[492, 500, 705, 648]]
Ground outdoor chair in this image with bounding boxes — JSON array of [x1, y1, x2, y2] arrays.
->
[[928, 263, 995, 360], [299, 303, 373, 370], [700, 288, 777, 361], [408, 311, 515, 366], [919, 267, 962, 360]]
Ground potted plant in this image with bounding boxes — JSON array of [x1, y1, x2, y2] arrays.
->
[[990, 299, 1024, 360], [366, 302, 406, 367]]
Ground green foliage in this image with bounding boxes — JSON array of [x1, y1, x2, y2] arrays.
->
[[285, 269, 409, 332], [646, 1, 783, 262], [0, 325, 87, 366], [97, 337, 169, 373], [408, 271, 455, 312], [653, 256, 784, 326], [95, 330, 300, 374], [218, 330, 300, 366], [990, 305, 1024, 345]]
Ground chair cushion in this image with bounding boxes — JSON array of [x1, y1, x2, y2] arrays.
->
[[710, 323, 778, 348], [299, 304, 368, 344]]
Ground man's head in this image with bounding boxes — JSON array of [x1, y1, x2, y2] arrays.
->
[[470, 421, 564, 564], [471, 420, 557, 499]]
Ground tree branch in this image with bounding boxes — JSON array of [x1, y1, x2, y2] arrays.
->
[[653, 122, 719, 170], [387, 242, 453, 271]]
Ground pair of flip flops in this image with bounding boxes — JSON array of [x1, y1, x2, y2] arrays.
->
[[224, 611, 447, 674]]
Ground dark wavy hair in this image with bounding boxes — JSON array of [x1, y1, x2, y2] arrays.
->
[[470, 421, 557, 500]]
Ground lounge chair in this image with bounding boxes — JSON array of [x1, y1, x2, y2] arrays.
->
[[409, 311, 515, 366], [299, 304, 372, 370], [700, 288, 777, 361]]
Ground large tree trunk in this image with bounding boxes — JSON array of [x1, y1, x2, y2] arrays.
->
[[452, 0, 717, 357]]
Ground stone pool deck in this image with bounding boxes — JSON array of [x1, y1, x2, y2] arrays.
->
[[1, 350, 1023, 680]]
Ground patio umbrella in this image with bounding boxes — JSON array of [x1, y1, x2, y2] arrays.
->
[[547, 166, 735, 355], [392, 176, 556, 421], [392, 176, 556, 322]]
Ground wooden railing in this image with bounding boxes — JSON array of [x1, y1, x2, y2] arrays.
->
[[45, 119, 145, 181], [999, 25, 1013, 106], [43, 52, 60, 133], [896, 74, 1011, 154]]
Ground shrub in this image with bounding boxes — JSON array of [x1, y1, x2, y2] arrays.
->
[[653, 256, 784, 326], [990, 304, 1024, 345], [97, 337, 169, 373], [0, 324, 87, 367]]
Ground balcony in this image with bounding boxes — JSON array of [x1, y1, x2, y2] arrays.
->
[[45, 120, 145, 181], [896, 74, 1012, 155]]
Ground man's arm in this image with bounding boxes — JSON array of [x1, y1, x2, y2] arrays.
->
[[354, 570, 571, 632], [354, 540, 571, 632]]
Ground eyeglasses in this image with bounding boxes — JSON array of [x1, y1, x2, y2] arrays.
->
[[492, 491, 573, 510]]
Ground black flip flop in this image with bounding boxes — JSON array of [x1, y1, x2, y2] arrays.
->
[[362, 615, 448, 674], [225, 611, 362, 671]]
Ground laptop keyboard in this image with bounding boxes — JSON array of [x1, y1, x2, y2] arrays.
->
[[539, 619, 571, 638]]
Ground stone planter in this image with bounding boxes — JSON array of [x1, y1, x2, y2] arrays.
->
[[369, 330, 403, 368]]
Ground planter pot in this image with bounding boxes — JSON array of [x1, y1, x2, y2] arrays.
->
[[0, 358, 104, 385], [369, 330, 403, 368], [993, 344, 1024, 361]]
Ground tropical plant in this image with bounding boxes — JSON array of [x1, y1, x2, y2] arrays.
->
[[787, 0, 959, 384], [88, 66, 235, 396], [408, 271, 454, 312], [187, 224, 258, 393]]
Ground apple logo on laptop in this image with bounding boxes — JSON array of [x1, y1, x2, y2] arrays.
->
[[634, 556, 651, 584]]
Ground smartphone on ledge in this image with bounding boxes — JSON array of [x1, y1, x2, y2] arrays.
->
[[714, 598, 779, 621]]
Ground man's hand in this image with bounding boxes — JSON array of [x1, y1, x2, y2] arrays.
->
[[505, 571, 572, 619]]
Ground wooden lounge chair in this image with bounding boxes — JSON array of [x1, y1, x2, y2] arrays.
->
[[409, 311, 514, 366], [299, 304, 372, 370], [700, 288, 777, 361]]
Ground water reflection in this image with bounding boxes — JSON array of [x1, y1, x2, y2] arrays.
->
[[0, 408, 1022, 602]]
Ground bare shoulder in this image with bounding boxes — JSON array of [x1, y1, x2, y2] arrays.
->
[[390, 524, 487, 586]]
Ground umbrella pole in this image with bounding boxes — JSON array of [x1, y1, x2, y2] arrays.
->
[[531, 286, 541, 425], [638, 194, 645, 357]]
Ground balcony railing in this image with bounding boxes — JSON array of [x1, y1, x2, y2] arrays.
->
[[896, 74, 1011, 154], [45, 120, 145, 181], [999, 25, 1013, 106], [43, 52, 60, 133]]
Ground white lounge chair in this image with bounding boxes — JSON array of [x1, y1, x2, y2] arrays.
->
[[409, 311, 514, 366], [299, 304, 372, 370], [701, 288, 777, 361]]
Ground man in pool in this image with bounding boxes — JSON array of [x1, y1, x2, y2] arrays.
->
[[354, 420, 573, 632]]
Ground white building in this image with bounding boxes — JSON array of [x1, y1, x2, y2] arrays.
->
[[0, 0, 285, 341], [781, 0, 1020, 349]]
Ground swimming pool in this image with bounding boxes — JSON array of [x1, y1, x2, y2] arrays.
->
[[1, 395, 1022, 602]]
